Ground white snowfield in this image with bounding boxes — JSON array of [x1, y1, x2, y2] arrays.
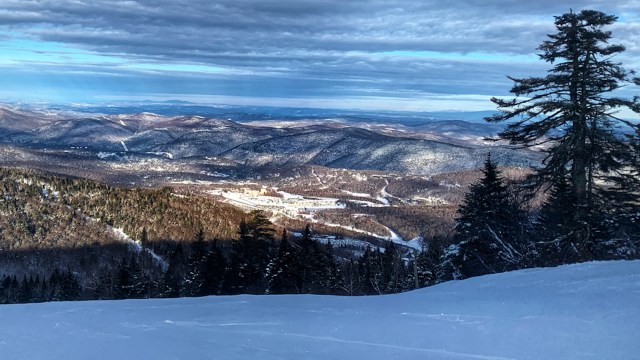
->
[[1, 260, 639, 360]]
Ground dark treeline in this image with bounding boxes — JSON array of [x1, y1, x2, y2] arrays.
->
[[1, 211, 439, 304], [1, 270, 80, 304]]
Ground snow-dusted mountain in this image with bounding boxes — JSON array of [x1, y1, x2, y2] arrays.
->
[[1, 260, 638, 359], [0, 104, 539, 177]]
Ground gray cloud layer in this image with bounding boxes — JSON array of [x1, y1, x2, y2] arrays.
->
[[1, 0, 639, 108]]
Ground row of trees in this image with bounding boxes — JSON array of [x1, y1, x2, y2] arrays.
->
[[157, 211, 436, 297], [0, 270, 80, 304], [1, 210, 438, 304]]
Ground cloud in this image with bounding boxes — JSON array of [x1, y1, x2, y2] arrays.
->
[[0, 1, 638, 109], [4, 0, 635, 55]]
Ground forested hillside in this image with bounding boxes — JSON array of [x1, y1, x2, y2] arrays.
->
[[0, 166, 244, 301], [0, 167, 244, 251], [0, 167, 438, 303]]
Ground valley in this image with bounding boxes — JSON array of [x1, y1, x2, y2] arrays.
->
[[0, 103, 536, 251]]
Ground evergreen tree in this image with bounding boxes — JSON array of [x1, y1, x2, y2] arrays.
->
[[60, 270, 81, 301], [202, 240, 226, 296], [32, 274, 45, 303], [296, 224, 336, 294], [535, 175, 582, 264], [247, 210, 276, 245], [226, 211, 276, 294], [262, 224, 345, 295], [114, 260, 133, 299], [486, 10, 640, 259], [439, 155, 526, 281], [594, 127, 640, 258], [10, 275, 19, 303], [316, 241, 343, 295], [381, 241, 404, 294], [128, 254, 150, 298], [184, 228, 208, 296], [140, 227, 149, 246], [265, 229, 300, 294], [17, 275, 33, 303], [341, 257, 361, 296], [49, 269, 81, 301], [414, 236, 443, 288], [357, 247, 385, 295], [0, 275, 9, 303], [49, 269, 64, 301], [356, 247, 373, 294], [163, 242, 186, 298], [297, 224, 317, 293], [223, 219, 250, 294]]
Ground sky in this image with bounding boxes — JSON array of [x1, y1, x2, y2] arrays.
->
[[0, 0, 638, 112]]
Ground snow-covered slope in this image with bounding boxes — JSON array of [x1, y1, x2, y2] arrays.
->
[[1, 261, 638, 360]]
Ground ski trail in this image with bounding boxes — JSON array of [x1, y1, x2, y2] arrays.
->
[[273, 332, 517, 360], [70, 206, 168, 269], [311, 168, 324, 187], [381, 224, 404, 242], [379, 179, 405, 204], [304, 216, 420, 250], [109, 226, 168, 271], [370, 217, 422, 251], [304, 217, 389, 240]]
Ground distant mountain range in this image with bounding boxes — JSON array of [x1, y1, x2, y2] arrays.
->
[[10, 100, 499, 124], [0, 103, 540, 179]]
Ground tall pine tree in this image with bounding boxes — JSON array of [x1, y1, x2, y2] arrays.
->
[[486, 10, 640, 260]]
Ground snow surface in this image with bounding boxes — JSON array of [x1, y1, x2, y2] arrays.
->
[[1, 261, 639, 359], [97, 152, 117, 159], [340, 189, 372, 198], [146, 151, 174, 159]]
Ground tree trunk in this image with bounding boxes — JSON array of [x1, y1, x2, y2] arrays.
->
[[570, 25, 591, 255]]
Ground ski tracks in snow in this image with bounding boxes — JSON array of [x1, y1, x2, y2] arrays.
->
[[256, 331, 517, 360]]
